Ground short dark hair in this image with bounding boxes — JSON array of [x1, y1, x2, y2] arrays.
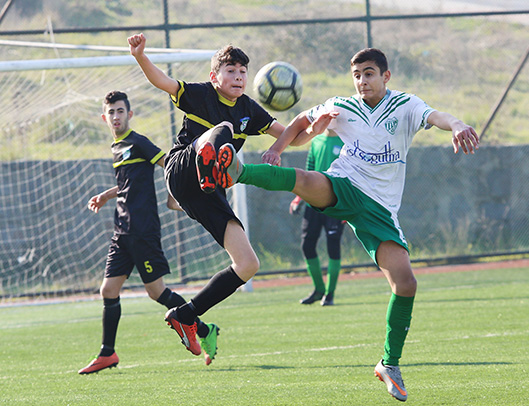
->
[[351, 48, 388, 74], [211, 45, 250, 73], [103, 90, 130, 112]]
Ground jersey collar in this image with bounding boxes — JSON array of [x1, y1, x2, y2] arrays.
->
[[114, 128, 132, 142], [361, 88, 390, 113], [216, 89, 237, 107]]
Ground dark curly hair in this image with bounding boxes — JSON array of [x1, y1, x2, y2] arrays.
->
[[103, 90, 130, 112]]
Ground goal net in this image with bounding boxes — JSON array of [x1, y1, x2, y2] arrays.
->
[[0, 43, 235, 301]]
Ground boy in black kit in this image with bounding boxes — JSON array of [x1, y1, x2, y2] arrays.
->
[[128, 33, 308, 342], [79, 91, 219, 374]]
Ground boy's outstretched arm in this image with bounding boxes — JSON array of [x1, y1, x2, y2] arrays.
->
[[87, 186, 118, 214], [128, 33, 180, 96], [262, 110, 338, 165], [427, 111, 479, 155]]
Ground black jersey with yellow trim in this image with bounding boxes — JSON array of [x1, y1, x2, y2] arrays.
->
[[111, 129, 165, 236], [169, 81, 275, 152]]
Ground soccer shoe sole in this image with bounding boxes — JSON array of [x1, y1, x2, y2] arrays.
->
[[217, 143, 239, 189], [196, 142, 218, 193]]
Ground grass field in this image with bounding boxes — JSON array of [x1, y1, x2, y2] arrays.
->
[[1, 267, 528, 405]]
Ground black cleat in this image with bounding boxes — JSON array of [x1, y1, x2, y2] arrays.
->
[[300, 290, 324, 305], [321, 292, 334, 306]]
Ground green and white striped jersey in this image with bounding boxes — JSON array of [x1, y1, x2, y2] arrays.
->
[[307, 89, 435, 214]]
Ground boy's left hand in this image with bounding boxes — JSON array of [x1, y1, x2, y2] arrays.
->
[[452, 124, 479, 155]]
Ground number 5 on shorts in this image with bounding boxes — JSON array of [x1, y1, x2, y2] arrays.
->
[[144, 261, 153, 273]]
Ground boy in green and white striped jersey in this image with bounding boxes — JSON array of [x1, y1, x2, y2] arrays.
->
[[219, 48, 479, 402]]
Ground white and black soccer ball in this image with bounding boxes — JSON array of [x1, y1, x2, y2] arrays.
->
[[253, 61, 302, 111]]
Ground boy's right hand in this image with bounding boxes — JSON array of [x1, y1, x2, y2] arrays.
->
[[289, 195, 303, 215], [128, 33, 146, 57], [87, 194, 108, 213]]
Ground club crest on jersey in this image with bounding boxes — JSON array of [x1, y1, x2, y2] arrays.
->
[[123, 147, 132, 160], [240, 117, 250, 132], [385, 117, 398, 135]]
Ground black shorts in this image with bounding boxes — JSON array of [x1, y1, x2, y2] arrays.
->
[[105, 233, 170, 284], [165, 144, 242, 247], [301, 205, 345, 259], [302, 205, 345, 239]]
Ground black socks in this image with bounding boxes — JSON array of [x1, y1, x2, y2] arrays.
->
[[156, 288, 186, 308], [100, 297, 121, 356], [175, 266, 245, 325], [157, 288, 208, 338]]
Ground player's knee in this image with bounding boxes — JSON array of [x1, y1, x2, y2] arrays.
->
[[302, 246, 317, 259], [396, 275, 417, 296], [246, 254, 260, 274], [100, 284, 119, 299], [145, 287, 161, 301], [234, 253, 260, 278], [295, 170, 312, 190]]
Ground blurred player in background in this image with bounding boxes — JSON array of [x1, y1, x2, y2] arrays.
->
[[290, 130, 345, 306], [79, 91, 219, 374], [216, 48, 479, 401]]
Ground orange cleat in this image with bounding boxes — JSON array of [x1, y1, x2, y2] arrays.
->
[[217, 143, 241, 189], [196, 141, 218, 193], [165, 308, 201, 356], [78, 352, 119, 374]]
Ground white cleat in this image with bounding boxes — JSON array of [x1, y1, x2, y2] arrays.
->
[[374, 359, 408, 402]]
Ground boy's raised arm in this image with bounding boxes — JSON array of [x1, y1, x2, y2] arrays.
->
[[128, 33, 180, 96]]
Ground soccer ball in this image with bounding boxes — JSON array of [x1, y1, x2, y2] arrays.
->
[[253, 61, 302, 111]]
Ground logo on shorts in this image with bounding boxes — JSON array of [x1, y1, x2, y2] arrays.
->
[[385, 117, 398, 135], [240, 117, 250, 132]]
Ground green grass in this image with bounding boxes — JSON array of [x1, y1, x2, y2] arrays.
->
[[1, 267, 528, 405]]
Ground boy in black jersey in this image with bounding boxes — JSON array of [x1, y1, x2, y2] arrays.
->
[[128, 33, 310, 336], [79, 91, 219, 374]]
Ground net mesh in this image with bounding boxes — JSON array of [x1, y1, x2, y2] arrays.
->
[[0, 53, 231, 300]]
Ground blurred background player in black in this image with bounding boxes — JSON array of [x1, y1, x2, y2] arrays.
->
[[290, 131, 345, 306]]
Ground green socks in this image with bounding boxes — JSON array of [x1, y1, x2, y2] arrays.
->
[[383, 293, 414, 366], [325, 258, 341, 295], [305, 257, 341, 295], [305, 257, 325, 293], [239, 164, 296, 191]]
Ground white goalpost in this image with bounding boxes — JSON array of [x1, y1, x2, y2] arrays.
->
[[0, 43, 245, 301]]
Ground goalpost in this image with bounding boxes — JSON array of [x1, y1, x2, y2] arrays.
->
[[0, 44, 246, 301]]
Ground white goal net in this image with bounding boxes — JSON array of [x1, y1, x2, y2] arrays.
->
[[0, 43, 234, 301]]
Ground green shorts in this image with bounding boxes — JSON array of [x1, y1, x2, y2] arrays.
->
[[312, 175, 408, 264]]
